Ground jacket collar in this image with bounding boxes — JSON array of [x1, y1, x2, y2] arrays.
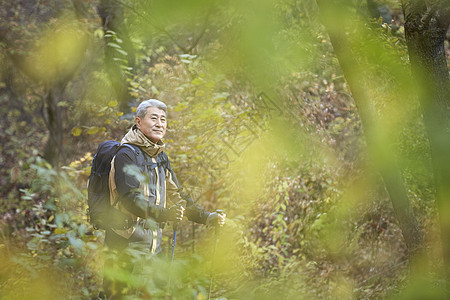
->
[[121, 125, 165, 157]]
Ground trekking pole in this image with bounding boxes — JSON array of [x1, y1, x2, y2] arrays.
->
[[167, 220, 178, 298], [167, 201, 186, 296], [208, 209, 224, 300], [171, 221, 179, 262], [170, 200, 186, 262]]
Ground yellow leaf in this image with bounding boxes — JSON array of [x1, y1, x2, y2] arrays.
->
[[108, 100, 118, 107], [116, 112, 124, 117], [83, 167, 91, 176], [87, 127, 99, 134], [54, 228, 67, 234], [72, 127, 82, 136]]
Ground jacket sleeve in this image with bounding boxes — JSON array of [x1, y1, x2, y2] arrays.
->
[[166, 165, 210, 224], [114, 147, 169, 222]]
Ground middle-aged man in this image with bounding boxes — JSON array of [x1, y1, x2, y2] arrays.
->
[[103, 99, 226, 298]]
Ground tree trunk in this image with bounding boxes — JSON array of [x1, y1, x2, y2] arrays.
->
[[315, 0, 424, 253], [43, 83, 66, 167], [401, 0, 450, 290], [97, 0, 135, 113]]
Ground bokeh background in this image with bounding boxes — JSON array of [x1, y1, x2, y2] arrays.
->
[[0, 0, 449, 299]]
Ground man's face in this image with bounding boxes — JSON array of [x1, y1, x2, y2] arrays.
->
[[136, 107, 167, 143]]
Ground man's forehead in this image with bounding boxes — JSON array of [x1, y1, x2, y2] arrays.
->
[[146, 106, 166, 117]]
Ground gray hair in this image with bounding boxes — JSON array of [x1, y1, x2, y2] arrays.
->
[[135, 99, 167, 119]]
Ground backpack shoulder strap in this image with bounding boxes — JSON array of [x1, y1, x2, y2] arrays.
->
[[117, 143, 145, 167], [117, 145, 172, 172], [155, 151, 171, 171], [156, 151, 181, 188]]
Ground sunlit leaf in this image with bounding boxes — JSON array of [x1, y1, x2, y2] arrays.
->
[[114, 48, 127, 56], [107, 42, 121, 48], [98, 127, 106, 134], [72, 127, 82, 136], [151, 86, 160, 95], [108, 100, 118, 107], [191, 78, 204, 86], [86, 127, 99, 135]]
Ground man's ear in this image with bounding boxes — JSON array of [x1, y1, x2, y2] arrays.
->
[[135, 117, 141, 129]]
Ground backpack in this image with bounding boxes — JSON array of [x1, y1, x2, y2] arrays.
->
[[87, 141, 140, 230], [87, 140, 177, 230]]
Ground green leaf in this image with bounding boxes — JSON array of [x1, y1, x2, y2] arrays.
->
[[213, 92, 230, 101], [179, 54, 196, 60], [191, 78, 204, 86], [113, 57, 129, 64], [68, 236, 85, 252], [94, 28, 104, 38], [115, 48, 128, 56], [107, 42, 121, 49], [120, 65, 133, 71], [86, 242, 98, 250], [151, 86, 160, 95]]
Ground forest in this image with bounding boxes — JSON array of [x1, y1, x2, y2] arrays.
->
[[0, 0, 449, 299]]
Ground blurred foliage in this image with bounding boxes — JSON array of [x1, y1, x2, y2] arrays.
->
[[0, 0, 448, 299]]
